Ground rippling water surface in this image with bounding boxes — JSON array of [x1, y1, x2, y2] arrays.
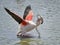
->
[[0, 0, 60, 45]]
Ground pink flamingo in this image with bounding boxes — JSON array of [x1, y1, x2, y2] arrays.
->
[[4, 5, 43, 38]]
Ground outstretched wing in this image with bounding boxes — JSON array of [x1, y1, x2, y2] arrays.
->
[[4, 8, 27, 24], [23, 5, 33, 21]]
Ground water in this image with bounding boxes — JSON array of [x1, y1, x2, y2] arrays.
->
[[0, 0, 60, 45]]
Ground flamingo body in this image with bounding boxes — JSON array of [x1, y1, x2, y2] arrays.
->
[[20, 21, 36, 33], [4, 5, 43, 36]]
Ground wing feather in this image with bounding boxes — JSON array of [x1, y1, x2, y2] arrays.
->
[[4, 8, 26, 24], [23, 5, 33, 21]]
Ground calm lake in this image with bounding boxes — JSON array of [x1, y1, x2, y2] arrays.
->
[[0, 0, 60, 45]]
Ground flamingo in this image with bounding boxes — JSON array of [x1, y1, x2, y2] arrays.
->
[[4, 5, 43, 38]]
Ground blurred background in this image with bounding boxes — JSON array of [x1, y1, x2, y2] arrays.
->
[[0, 0, 60, 45]]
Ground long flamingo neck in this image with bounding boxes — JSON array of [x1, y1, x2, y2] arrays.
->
[[36, 20, 41, 26]]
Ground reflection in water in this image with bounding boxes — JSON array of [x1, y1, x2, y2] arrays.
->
[[14, 38, 43, 45]]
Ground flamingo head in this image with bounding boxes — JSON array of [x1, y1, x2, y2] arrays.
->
[[36, 15, 43, 25]]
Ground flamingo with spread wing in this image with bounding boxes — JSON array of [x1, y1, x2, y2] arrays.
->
[[4, 5, 43, 37]]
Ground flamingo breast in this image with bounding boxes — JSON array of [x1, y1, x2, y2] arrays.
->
[[20, 21, 36, 32]]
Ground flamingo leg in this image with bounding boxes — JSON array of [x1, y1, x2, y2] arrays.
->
[[36, 27, 40, 38], [17, 31, 26, 36]]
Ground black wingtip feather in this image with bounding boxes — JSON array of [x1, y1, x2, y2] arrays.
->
[[4, 7, 23, 24], [23, 5, 32, 19]]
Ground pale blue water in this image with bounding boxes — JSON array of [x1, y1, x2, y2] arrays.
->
[[0, 0, 60, 45]]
